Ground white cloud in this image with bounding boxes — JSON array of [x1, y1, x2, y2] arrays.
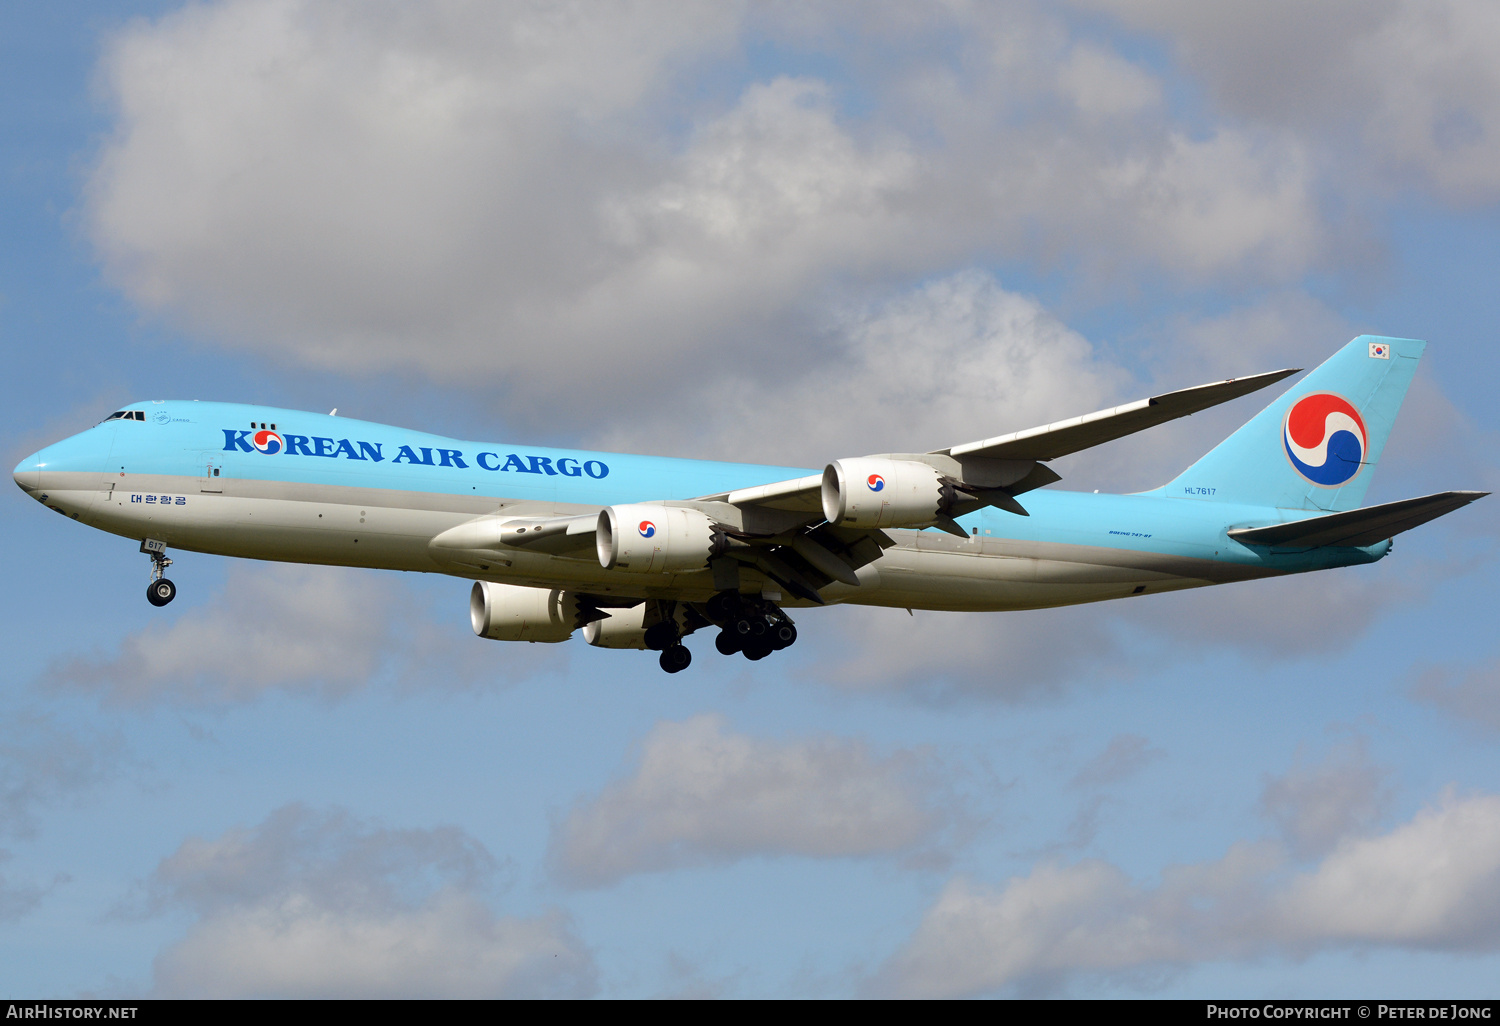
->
[[84, 1, 1327, 433], [809, 603, 1122, 702], [0, 712, 121, 839], [0, 851, 46, 922], [1412, 659, 1500, 733], [153, 893, 589, 999], [1095, 129, 1318, 280], [1120, 561, 1422, 661], [874, 789, 1500, 997], [1058, 42, 1162, 118], [550, 714, 939, 887], [1081, 0, 1500, 204], [874, 860, 1199, 998], [1275, 791, 1500, 949], [803, 521, 1432, 701], [53, 565, 395, 704], [1070, 733, 1164, 788], [1258, 740, 1391, 859], [599, 269, 1124, 464], [88, 1, 740, 398], [146, 804, 595, 998], [50, 563, 569, 704]]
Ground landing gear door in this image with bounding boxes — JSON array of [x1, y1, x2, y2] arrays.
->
[[198, 453, 224, 493]]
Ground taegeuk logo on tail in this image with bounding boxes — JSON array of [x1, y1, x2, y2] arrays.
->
[[1283, 393, 1367, 487]]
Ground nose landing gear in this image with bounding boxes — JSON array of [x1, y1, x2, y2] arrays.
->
[[141, 538, 176, 607]]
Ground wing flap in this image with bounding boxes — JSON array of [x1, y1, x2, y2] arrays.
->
[[939, 368, 1300, 462], [1228, 491, 1488, 548]]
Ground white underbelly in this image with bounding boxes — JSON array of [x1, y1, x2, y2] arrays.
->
[[82, 489, 1211, 611], [852, 546, 1204, 611]]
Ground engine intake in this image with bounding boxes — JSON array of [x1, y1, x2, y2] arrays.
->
[[597, 504, 717, 573], [470, 581, 581, 643], [821, 458, 947, 529]]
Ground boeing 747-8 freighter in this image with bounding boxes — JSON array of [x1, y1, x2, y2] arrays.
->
[[15, 336, 1484, 672]]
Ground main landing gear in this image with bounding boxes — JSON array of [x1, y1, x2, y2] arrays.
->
[[141, 539, 176, 607], [659, 645, 692, 674], [643, 617, 693, 674], [705, 591, 796, 662], [638, 592, 799, 674]]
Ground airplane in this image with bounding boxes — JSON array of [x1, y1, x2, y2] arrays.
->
[[13, 335, 1486, 673]]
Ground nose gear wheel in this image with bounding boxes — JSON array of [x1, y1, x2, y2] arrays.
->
[[141, 541, 176, 607]]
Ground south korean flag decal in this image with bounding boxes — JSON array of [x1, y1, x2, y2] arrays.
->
[[1369, 342, 1390, 359]]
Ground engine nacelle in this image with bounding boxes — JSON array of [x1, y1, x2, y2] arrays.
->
[[821, 458, 946, 529], [581, 605, 649, 649], [470, 581, 580, 643], [597, 504, 717, 573]]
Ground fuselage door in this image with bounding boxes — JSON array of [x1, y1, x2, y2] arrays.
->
[[198, 453, 224, 493]]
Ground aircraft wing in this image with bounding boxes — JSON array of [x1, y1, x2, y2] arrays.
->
[[937, 368, 1300, 462], [719, 474, 824, 513], [1227, 491, 1488, 548], [438, 365, 1307, 604], [698, 365, 1300, 524]]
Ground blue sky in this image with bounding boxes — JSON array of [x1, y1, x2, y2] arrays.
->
[[3, 1, 1499, 998]]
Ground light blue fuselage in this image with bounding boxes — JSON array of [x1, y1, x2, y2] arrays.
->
[[13, 400, 1386, 612]]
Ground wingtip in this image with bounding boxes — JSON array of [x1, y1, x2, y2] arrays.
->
[[1225, 367, 1300, 386]]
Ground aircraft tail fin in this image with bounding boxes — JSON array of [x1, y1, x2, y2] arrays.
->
[[1161, 335, 1423, 511]]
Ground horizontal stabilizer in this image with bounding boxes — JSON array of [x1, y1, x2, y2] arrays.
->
[[939, 368, 1299, 462], [1228, 491, 1488, 549]]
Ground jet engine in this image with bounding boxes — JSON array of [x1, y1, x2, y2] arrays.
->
[[581, 605, 650, 649], [597, 504, 717, 573], [470, 581, 582, 643], [821, 458, 949, 529]]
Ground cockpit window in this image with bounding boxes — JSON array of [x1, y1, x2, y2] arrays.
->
[[104, 411, 145, 422]]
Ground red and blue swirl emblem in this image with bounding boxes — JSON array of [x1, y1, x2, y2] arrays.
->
[[638, 520, 656, 538], [251, 429, 284, 455], [867, 474, 885, 492], [1283, 393, 1366, 487]]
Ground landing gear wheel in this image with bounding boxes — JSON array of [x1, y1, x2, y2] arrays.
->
[[733, 616, 766, 639], [768, 622, 797, 650], [659, 645, 692, 673], [742, 638, 773, 661], [706, 591, 742, 623], [147, 578, 177, 607], [643, 621, 679, 652], [715, 630, 742, 656]]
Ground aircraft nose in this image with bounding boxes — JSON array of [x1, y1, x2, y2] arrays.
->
[[13, 451, 41, 495]]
